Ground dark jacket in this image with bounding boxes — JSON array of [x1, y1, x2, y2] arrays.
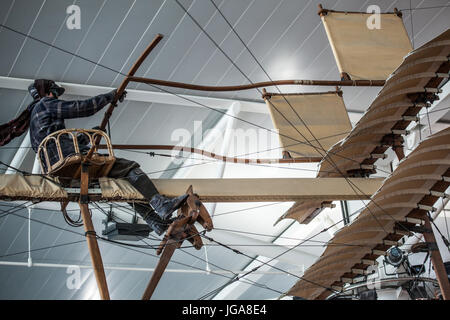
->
[[30, 91, 115, 167]]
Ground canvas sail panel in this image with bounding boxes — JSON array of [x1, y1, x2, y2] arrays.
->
[[321, 11, 412, 80], [265, 92, 351, 157]]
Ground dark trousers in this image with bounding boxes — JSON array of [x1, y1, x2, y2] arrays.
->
[[107, 157, 159, 221]]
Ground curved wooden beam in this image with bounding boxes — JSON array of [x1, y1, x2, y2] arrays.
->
[[87, 34, 164, 159], [99, 144, 323, 163], [127, 76, 385, 92], [100, 34, 164, 131]]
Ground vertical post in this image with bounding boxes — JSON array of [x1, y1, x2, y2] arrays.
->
[[27, 155, 41, 268], [79, 162, 110, 300], [423, 215, 450, 300], [208, 101, 241, 218], [27, 207, 32, 267], [5, 132, 30, 174]]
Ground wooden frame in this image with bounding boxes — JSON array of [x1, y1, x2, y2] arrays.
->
[[279, 29, 450, 226], [0, 176, 383, 203], [288, 126, 450, 300]]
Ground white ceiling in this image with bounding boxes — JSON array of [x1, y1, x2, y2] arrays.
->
[[0, 0, 449, 300]]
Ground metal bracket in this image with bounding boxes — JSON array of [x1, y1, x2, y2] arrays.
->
[[80, 194, 89, 204]]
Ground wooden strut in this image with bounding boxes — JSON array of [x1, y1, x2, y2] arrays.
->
[[98, 144, 323, 163], [74, 35, 164, 299], [79, 162, 110, 300], [128, 76, 385, 92], [141, 185, 213, 300], [422, 215, 450, 300], [86, 33, 164, 160], [353, 54, 450, 171]]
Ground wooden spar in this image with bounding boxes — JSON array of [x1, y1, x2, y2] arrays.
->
[[317, 4, 403, 17], [98, 144, 323, 163], [79, 163, 110, 300], [141, 240, 178, 300], [86, 34, 164, 159], [422, 215, 450, 300], [151, 177, 383, 202], [98, 34, 163, 131], [127, 76, 385, 91], [0, 175, 384, 203]]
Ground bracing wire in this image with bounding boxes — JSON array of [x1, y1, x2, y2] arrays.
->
[[175, 1, 431, 293], [211, 0, 444, 241], [0, 206, 286, 297], [0, 4, 448, 297]]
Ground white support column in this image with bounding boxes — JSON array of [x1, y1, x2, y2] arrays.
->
[[27, 207, 32, 267], [208, 101, 241, 218], [31, 154, 41, 175], [174, 102, 241, 274], [5, 132, 30, 174], [172, 102, 241, 179], [26, 151, 42, 268]]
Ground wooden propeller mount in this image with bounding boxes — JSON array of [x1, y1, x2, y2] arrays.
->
[[142, 185, 213, 300]]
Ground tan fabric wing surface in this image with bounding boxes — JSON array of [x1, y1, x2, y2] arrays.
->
[[265, 92, 352, 157], [321, 11, 412, 80], [98, 178, 146, 201], [0, 175, 381, 203], [0, 175, 67, 200], [0, 175, 144, 202], [287, 126, 450, 300]]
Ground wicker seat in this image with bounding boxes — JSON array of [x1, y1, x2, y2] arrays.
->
[[37, 129, 115, 179]]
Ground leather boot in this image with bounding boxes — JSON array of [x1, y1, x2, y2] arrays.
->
[[129, 202, 168, 236], [143, 210, 171, 236], [149, 193, 189, 220]]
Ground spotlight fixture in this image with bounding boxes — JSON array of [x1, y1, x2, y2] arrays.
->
[[385, 247, 404, 267]]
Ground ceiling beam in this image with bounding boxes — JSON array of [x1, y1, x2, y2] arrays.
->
[[0, 76, 266, 114], [0, 76, 365, 122]]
